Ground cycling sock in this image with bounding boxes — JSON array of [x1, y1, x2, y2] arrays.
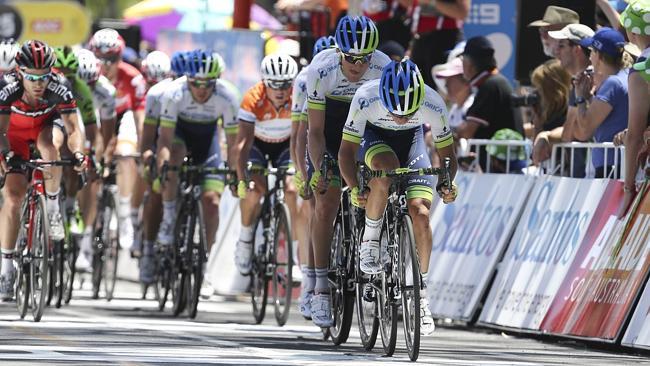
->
[[46, 188, 61, 215], [131, 208, 139, 226], [239, 225, 253, 243], [1, 249, 15, 276], [305, 267, 316, 293], [362, 216, 382, 243], [162, 200, 176, 223], [118, 195, 132, 219], [315, 267, 328, 293]]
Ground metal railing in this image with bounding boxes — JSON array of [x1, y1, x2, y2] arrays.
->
[[465, 139, 533, 174], [550, 142, 625, 179]]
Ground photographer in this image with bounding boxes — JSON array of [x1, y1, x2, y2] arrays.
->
[[574, 27, 630, 178], [522, 60, 571, 136]]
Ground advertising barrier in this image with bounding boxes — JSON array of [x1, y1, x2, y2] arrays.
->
[[479, 177, 610, 330], [10, 1, 91, 45], [427, 172, 534, 320]]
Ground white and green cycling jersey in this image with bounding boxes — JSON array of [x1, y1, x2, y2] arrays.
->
[[90, 75, 117, 122]]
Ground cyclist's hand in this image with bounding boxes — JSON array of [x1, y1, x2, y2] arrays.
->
[[237, 180, 248, 199], [309, 170, 329, 193], [350, 186, 368, 208], [73, 151, 88, 172], [152, 177, 162, 194], [141, 149, 155, 180], [0, 149, 12, 176], [437, 182, 458, 204]]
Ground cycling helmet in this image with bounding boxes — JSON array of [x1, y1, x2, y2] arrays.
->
[[89, 28, 125, 55], [185, 49, 223, 78], [170, 51, 188, 76], [212, 51, 226, 74], [379, 59, 425, 116], [335, 16, 379, 55], [53, 46, 79, 72], [76, 49, 101, 83], [141, 50, 171, 83], [0, 39, 18, 71], [260, 53, 298, 81], [15, 40, 56, 69], [313, 35, 337, 58]]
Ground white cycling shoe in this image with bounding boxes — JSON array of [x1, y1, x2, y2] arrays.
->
[[420, 296, 436, 336], [311, 293, 333, 328], [359, 240, 382, 275]]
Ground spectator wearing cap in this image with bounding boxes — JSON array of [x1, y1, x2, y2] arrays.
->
[[486, 129, 531, 174], [574, 27, 630, 178], [434, 57, 474, 131], [456, 36, 521, 170], [528, 6, 580, 58], [619, 1, 650, 216]]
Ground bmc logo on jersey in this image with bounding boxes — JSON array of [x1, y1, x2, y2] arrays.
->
[[47, 82, 73, 101], [0, 81, 20, 101]]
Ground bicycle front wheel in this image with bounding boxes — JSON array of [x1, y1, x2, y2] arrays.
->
[[272, 202, 293, 326], [250, 210, 268, 324], [186, 203, 205, 319], [30, 193, 50, 322], [329, 211, 353, 345], [171, 212, 190, 317], [103, 194, 119, 301], [53, 239, 65, 308], [63, 234, 78, 305], [378, 232, 397, 356], [400, 214, 421, 361], [155, 245, 172, 311]]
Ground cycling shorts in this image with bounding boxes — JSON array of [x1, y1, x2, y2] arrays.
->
[[9, 112, 60, 161], [173, 122, 224, 193], [248, 138, 291, 169]]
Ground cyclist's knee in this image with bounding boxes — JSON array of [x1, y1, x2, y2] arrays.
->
[[202, 190, 221, 208], [2, 182, 26, 209], [407, 198, 431, 221], [314, 197, 338, 219]]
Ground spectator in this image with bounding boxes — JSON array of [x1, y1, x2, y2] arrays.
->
[[619, 1, 650, 216], [433, 57, 474, 131], [486, 129, 530, 174], [456, 36, 521, 170], [574, 27, 630, 178], [528, 6, 580, 58], [527, 59, 572, 135], [378, 40, 406, 61]]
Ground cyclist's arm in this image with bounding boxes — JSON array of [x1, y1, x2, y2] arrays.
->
[[0, 114, 9, 153], [235, 119, 255, 181], [62, 112, 84, 155], [435, 144, 458, 182], [156, 125, 173, 171], [226, 132, 237, 173], [156, 92, 178, 170], [307, 108, 326, 170], [295, 111, 309, 177], [339, 140, 360, 189]]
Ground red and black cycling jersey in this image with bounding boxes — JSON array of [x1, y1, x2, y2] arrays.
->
[[0, 71, 77, 119]]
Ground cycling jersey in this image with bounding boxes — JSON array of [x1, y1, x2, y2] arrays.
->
[[235, 81, 292, 143], [113, 61, 146, 117], [144, 77, 177, 127], [159, 79, 238, 192], [0, 71, 77, 159], [89, 75, 117, 122], [292, 66, 309, 123], [66, 74, 97, 127]]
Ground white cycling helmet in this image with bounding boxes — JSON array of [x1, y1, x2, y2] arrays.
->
[[141, 50, 171, 83], [89, 28, 125, 56], [76, 49, 101, 83], [0, 39, 18, 71], [260, 53, 298, 82]]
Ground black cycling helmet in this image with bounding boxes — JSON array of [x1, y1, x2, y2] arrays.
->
[[15, 40, 56, 69]]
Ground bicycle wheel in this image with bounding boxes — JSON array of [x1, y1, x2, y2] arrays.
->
[[53, 239, 65, 308], [400, 215, 421, 361], [103, 194, 119, 301], [272, 202, 293, 326], [46, 249, 55, 307], [356, 260, 379, 350], [15, 205, 29, 319], [171, 209, 189, 316], [250, 210, 268, 324], [378, 231, 397, 356], [186, 204, 205, 319], [30, 194, 50, 322], [155, 245, 172, 311], [63, 234, 78, 305], [328, 211, 353, 345]]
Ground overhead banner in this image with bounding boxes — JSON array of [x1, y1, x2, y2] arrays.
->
[[479, 177, 610, 330], [11, 1, 91, 45], [426, 172, 534, 320], [157, 29, 264, 95]]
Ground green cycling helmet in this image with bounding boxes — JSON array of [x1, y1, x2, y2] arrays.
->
[[54, 46, 79, 72]]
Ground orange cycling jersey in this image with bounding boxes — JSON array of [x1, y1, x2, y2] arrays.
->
[[235, 81, 292, 143]]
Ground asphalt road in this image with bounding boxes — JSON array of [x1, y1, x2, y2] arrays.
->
[[0, 279, 648, 365]]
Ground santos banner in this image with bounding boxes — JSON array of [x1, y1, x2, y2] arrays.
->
[[479, 177, 609, 330], [426, 172, 534, 320]]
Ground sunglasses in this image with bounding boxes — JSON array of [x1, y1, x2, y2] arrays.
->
[[20, 70, 51, 82], [98, 53, 120, 65], [342, 52, 372, 64], [264, 79, 292, 90], [389, 110, 418, 120], [188, 78, 216, 89]]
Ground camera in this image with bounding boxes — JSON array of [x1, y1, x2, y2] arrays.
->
[[511, 92, 539, 108]]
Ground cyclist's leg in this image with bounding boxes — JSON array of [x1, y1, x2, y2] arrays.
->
[[297, 152, 316, 318], [275, 145, 299, 271], [115, 111, 138, 250], [38, 124, 65, 241], [200, 132, 225, 253], [157, 140, 186, 246]]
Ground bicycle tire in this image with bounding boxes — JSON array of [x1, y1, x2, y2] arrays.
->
[[329, 212, 353, 345], [186, 203, 205, 319], [16, 199, 29, 319], [63, 234, 78, 304], [250, 210, 269, 324], [103, 193, 119, 301], [400, 214, 421, 361], [272, 202, 293, 326], [378, 230, 397, 356], [91, 191, 109, 300], [156, 245, 171, 311], [30, 193, 50, 322], [46, 249, 55, 307], [53, 239, 64, 308], [171, 209, 189, 316]]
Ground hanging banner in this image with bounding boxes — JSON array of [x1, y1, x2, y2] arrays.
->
[[479, 177, 610, 330], [11, 1, 91, 45], [427, 172, 534, 320]]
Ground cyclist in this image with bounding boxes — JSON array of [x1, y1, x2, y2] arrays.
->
[[338, 59, 458, 335], [0, 39, 18, 74], [89, 28, 147, 252], [138, 50, 185, 284], [232, 53, 298, 276], [75, 49, 120, 270], [0, 40, 87, 300], [291, 35, 336, 319], [156, 50, 238, 258], [305, 15, 390, 327]]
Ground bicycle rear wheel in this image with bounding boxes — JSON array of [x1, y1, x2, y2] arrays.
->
[[63, 234, 78, 305], [272, 202, 293, 326], [400, 215, 421, 361], [53, 239, 65, 308], [103, 194, 119, 301], [328, 211, 353, 345], [186, 204, 205, 319], [378, 232, 397, 356], [30, 194, 50, 322], [356, 272, 378, 350], [250, 211, 268, 324]]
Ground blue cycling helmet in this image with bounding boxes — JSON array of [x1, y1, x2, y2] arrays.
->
[[170, 51, 189, 76], [379, 59, 425, 116], [185, 49, 223, 78], [313, 35, 336, 58], [335, 16, 379, 55]]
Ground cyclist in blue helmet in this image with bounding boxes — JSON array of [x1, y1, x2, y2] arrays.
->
[[312, 35, 337, 59]]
